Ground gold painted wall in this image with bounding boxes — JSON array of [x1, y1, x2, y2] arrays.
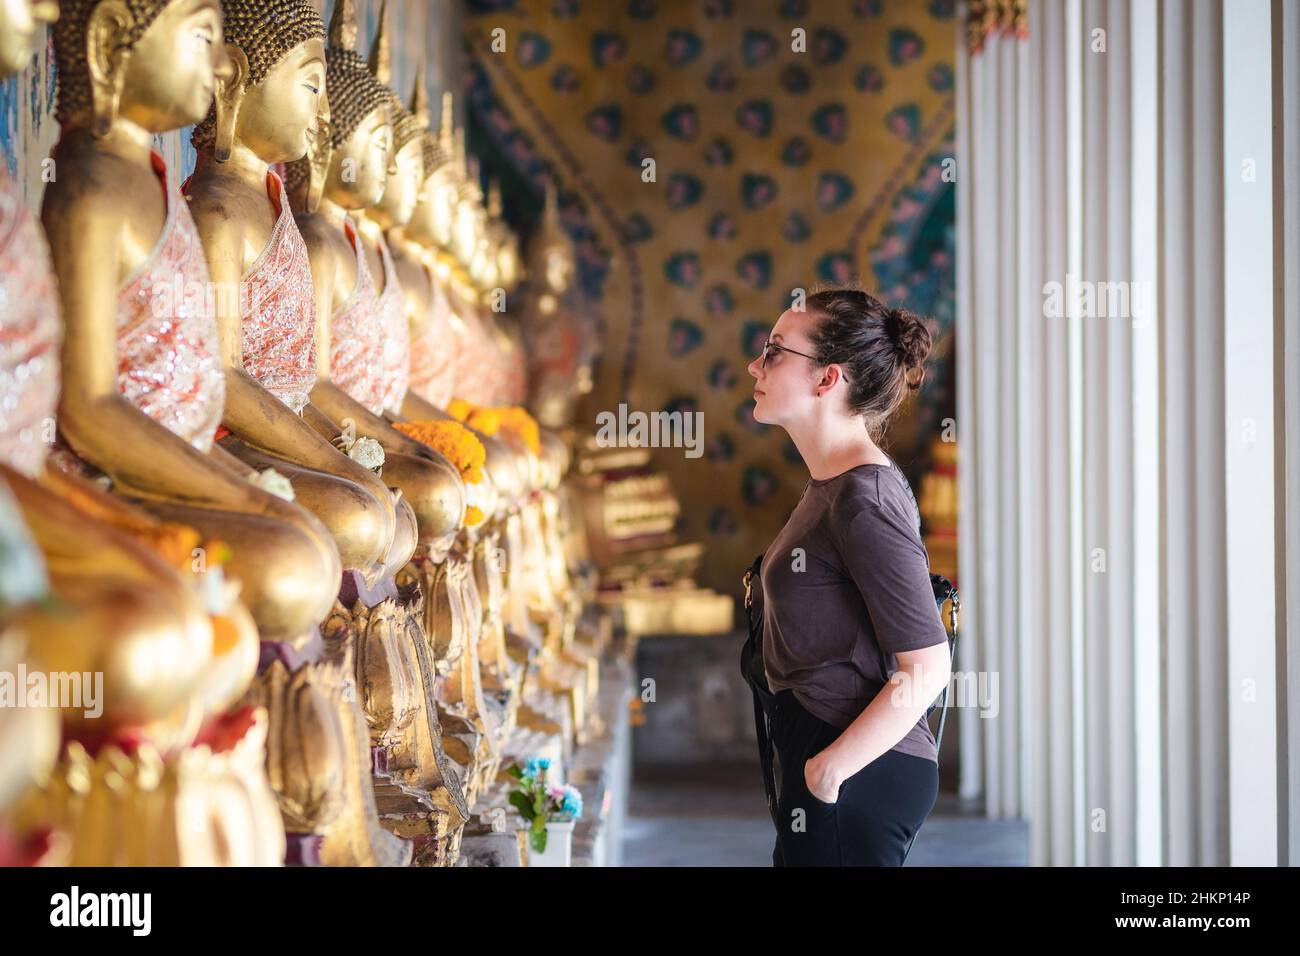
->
[[466, 0, 957, 595]]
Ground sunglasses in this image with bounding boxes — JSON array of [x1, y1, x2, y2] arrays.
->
[[759, 337, 818, 369]]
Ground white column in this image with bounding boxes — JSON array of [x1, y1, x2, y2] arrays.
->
[[1158, 0, 1198, 867], [1102, 0, 1138, 868], [954, 13, 985, 805], [1222, 0, 1279, 866], [1081, 0, 1111, 867], [997, 35, 1023, 822], [1189, 0, 1229, 867], [1279, 0, 1300, 869], [1065, 0, 1088, 868], [1128, 0, 1163, 869]]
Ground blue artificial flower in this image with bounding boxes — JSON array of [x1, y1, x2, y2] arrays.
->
[[522, 756, 552, 780]]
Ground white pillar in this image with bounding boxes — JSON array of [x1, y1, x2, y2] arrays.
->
[[1222, 0, 1279, 866], [1128, 0, 1163, 869]]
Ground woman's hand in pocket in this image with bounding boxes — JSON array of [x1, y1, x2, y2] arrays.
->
[[804, 750, 844, 805]]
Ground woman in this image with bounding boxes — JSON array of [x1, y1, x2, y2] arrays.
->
[[746, 287, 952, 867]]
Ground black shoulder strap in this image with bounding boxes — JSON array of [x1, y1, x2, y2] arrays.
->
[[741, 552, 780, 830]]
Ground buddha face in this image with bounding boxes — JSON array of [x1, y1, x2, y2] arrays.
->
[[0, 0, 57, 78], [237, 37, 326, 163], [325, 105, 391, 209], [545, 245, 573, 294], [410, 163, 457, 249], [452, 193, 480, 265], [115, 0, 232, 132], [373, 138, 423, 227], [472, 233, 497, 289], [496, 237, 519, 289]]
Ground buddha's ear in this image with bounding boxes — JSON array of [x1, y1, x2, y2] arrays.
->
[[86, 0, 132, 137], [305, 89, 332, 213], [213, 43, 250, 163]]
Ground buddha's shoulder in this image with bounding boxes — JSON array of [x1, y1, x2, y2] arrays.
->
[[294, 212, 347, 255], [42, 148, 153, 218], [296, 210, 345, 247], [391, 245, 428, 292], [183, 170, 266, 226]]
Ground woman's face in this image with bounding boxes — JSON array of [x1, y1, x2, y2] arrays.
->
[[747, 308, 823, 426]]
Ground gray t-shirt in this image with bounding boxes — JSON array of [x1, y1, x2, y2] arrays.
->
[[760, 461, 948, 763]]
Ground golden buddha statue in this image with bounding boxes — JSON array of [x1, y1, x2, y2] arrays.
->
[[41, 0, 342, 648], [37, 0, 426, 867], [1, 0, 290, 865], [444, 146, 505, 408], [482, 179, 529, 407], [522, 182, 592, 430], [354, 86, 544, 809], [288, 0, 464, 557], [181, 0, 411, 590], [395, 90, 457, 410], [353, 0, 412, 419]]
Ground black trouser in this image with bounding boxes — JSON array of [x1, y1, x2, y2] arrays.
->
[[770, 689, 938, 866]]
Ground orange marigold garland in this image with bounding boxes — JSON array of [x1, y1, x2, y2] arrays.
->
[[496, 406, 541, 456], [446, 397, 502, 436], [393, 419, 489, 526], [447, 398, 541, 455], [394, 419, 487, 485]]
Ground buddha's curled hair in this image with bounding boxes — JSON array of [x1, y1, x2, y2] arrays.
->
[[390, 98, 425, 161], [53, 0, 173, 126], [324, 46, 390, 148]]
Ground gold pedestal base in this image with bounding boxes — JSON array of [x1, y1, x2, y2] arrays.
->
[[11, 709, 284, 866]]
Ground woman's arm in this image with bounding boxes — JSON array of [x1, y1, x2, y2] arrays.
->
[[805, 642, 951, 802]]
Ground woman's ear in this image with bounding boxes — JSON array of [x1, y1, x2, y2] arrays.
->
[[817, 363, 843, 395], [213, 43, 250, 162]]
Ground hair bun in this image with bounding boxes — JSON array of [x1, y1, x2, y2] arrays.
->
[[887, 307, 932, 388]]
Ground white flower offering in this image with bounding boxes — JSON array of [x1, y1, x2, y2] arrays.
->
[[249, 467, 296, 502], [347, 436, 385, 472]]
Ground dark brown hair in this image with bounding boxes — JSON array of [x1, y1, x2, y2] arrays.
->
[[191, 0, 326, 152], [804, 286, 934, 439]]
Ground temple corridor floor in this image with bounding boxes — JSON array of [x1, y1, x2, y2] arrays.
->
[[621, 762, 1029, 867]]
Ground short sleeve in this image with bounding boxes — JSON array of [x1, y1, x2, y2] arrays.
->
[[833, 482, 949, 654]]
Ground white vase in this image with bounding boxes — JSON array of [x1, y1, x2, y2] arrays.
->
[[526, 819, 575, 867]]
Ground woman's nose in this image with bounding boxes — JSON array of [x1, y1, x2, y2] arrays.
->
[[747, 356, 762, 379]]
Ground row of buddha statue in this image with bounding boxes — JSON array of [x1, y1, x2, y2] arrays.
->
[[0, 0, 601, 867]]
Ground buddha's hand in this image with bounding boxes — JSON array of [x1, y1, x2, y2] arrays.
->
[[804, 750, 844, 805]]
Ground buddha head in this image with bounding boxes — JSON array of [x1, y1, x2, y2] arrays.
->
[[451, 133, 485, 268], [407, 92, 460, 251], [316, 0, 391, 210], [53, 0, 233, 136], [190, 0, 326, 164], [365, 3, 422, 230], [528, 181, 576, 308], [0, 0, 57, 78], [487, 181, 521, 291]]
